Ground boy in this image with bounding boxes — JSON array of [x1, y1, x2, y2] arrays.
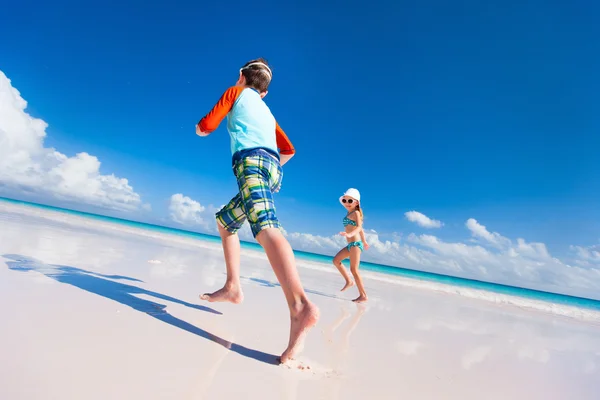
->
[[195, 58, 319, 363]]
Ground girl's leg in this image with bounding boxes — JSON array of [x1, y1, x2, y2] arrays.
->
[[333, 247, 354, 291], [349, 247, 368, 303]]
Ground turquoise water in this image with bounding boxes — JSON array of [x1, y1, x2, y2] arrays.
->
[[2, 196, 600, 312]]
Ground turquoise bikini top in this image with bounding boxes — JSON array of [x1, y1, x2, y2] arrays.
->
[[343, 216, 357, 227]]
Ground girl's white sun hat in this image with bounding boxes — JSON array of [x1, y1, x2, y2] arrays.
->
[[339, 188, 361, 205]]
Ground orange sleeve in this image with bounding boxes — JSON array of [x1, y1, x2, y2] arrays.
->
[[275, 121, 295, 155], [198, 86, 243, 133]]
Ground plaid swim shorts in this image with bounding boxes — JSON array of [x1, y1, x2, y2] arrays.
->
[[216, 149, 283, 238]]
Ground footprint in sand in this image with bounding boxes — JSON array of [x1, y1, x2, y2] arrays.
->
[[281, 358, 341, 379]]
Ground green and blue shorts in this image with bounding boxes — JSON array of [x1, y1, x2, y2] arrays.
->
[[216, 149, 283, 238]]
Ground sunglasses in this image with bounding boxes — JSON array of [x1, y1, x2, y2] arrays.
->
[[342, 198, 354, 204]]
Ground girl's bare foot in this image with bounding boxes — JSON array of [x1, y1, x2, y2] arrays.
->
[[340, 280, 354, 292], [352, 295, 368, 303], [200, 285, 244, 304], [280, 301, 320, 364]]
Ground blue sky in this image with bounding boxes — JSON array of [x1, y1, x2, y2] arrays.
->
[[0, 0, 599, 266]]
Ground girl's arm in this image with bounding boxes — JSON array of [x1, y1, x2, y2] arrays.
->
[[359, 229, 370, 250]]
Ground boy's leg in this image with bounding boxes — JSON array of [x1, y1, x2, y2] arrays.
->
[[237, 153, 319, 362], [255, 228, 319, 362], [201, 194, 246, 304]]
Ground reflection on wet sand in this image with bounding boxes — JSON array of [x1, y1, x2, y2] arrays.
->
[[322, 303, 368, 399], [187, 332, 233, 399]]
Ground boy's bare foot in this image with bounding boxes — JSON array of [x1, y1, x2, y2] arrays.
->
[[280, 301, 320, 364], [352, 295, 368, 303], [340, 280, 354, 292], [200, 285, 244, 304]]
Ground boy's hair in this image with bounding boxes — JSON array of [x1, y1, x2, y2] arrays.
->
[[240, 58, 272, 93]]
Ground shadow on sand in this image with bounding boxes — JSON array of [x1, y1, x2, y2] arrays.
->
[[3, 254, 280, 365], [243, 276, 342, 300]]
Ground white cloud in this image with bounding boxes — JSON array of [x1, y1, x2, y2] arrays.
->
[[168, 194, 207, 226], [514, 238, 550, 260], [0, 70, 143, 211], [466, 218, 511, 248], [407, 233, 492, 263], [287, 231, 347, 252], [405, 211, 443, 228], [570, 244, 600, 266]]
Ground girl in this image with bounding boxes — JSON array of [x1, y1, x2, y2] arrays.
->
[[333, 188, 369, 303]]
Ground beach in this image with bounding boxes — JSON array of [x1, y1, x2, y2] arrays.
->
[[1, 201, 599, 400]]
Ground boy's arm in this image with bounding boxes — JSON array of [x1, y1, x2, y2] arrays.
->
[[275, 121, 295, 166], [196, 86, 242, 137]]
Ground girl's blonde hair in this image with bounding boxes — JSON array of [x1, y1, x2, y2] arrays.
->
[[356, 203, 364, 221]]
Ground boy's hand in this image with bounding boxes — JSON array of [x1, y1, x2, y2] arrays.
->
[[196, 124, 210, 137], [279, 153, 294, 166]]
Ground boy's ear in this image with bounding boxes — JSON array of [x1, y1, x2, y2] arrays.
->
[[236, 73, 245, 86], [260, 90, 268, 98]]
